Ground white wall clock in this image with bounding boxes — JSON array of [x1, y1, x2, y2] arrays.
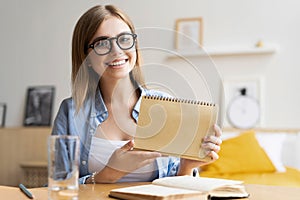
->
[[227, 88, 260, 129]]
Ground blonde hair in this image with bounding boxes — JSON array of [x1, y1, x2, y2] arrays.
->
[[71, 5, 144, 112]]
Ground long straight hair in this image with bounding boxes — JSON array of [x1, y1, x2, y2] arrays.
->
[[71, 5, 145, 112]]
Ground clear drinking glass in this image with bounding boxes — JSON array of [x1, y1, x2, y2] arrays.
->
[[48, 135, 80, 200]]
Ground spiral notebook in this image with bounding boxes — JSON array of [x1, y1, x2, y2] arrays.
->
[[134, 95, 219, 161]]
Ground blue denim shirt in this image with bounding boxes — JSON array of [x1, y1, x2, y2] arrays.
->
[[51, 86, 180, 184]]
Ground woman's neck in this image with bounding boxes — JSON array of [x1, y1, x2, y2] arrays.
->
[[99, 76, 138, 106]]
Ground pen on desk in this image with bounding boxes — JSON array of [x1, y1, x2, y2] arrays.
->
[[19, 183, 35, 199]]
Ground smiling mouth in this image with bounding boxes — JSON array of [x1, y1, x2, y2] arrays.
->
[[108, 59, 128, 67]]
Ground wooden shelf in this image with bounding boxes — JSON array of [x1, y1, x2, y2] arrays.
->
[[167, 45, 278, 58], [222, 127, 300, 133]]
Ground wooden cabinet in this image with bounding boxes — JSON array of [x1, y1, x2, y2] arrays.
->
[[20, 161, 47, 188], [0, 127, 51, 187]]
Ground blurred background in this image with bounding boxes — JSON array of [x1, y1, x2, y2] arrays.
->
[[1, 0, 299, 128], [0, 0, 300, 128], [1, 0, 300, 186]]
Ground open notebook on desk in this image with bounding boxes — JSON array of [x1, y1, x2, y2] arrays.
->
[[109, 176, 249, 200], [134, 95, 219, 161]]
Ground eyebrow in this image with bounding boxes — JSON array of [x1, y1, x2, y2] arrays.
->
[[90, 36, 109, 44], [91, 31, 132, 43]]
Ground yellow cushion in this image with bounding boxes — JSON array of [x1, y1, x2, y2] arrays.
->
[[201, 131, 276, 174]]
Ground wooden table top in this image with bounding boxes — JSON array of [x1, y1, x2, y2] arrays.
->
[[1, 182, 300, 200]]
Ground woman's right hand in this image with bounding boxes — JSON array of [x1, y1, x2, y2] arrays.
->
[[92, 140, 161, 183], [107, 140, 161, 173]]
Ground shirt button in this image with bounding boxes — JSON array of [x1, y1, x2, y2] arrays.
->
[[89, 129, 94, 133], [91, 113, 96, 117], [82, 161, 86, 165]]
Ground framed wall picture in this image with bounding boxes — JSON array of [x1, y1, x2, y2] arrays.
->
[[24, 86, 55, 126], [0, 103, 7, 127], [175, 17, 203, 50], [223, 78, 263, 128]]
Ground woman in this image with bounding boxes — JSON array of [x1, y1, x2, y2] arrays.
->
[[52, 4, 222, 184]]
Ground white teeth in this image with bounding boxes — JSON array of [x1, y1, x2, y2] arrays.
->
[[110, 60, 126, 66]]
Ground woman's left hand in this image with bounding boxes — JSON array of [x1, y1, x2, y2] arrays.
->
[[177, 124, 222, 175]]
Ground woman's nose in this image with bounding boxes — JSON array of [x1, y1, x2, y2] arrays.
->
[[110, 40, 123, 55]]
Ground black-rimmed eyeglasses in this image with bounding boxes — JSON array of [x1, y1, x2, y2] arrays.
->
[[87, 33, 137, 56]]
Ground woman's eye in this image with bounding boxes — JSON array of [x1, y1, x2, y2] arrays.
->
[[119, 36, 131, 43], [95, 40, 109, 48]]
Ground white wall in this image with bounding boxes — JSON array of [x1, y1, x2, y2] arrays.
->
[[1, 0, 300, 128]]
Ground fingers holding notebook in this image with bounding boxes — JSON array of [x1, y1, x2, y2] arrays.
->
[[213, 124, 222, 137], [202, 124, 222, 149], [107, 140, 162, 173]]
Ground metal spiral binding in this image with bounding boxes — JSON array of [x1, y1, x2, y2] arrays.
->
[[144, 95, 216, 106]]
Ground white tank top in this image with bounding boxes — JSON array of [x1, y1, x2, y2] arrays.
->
[[88, 136, 158, 182]]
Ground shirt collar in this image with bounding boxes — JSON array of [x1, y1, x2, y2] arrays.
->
[[94, 87, 108, 122], [94, 84, 146, 122], [133, 85, 147, 115]]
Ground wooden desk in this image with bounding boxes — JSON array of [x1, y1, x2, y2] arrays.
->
[[1, 183, 300, 200]]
